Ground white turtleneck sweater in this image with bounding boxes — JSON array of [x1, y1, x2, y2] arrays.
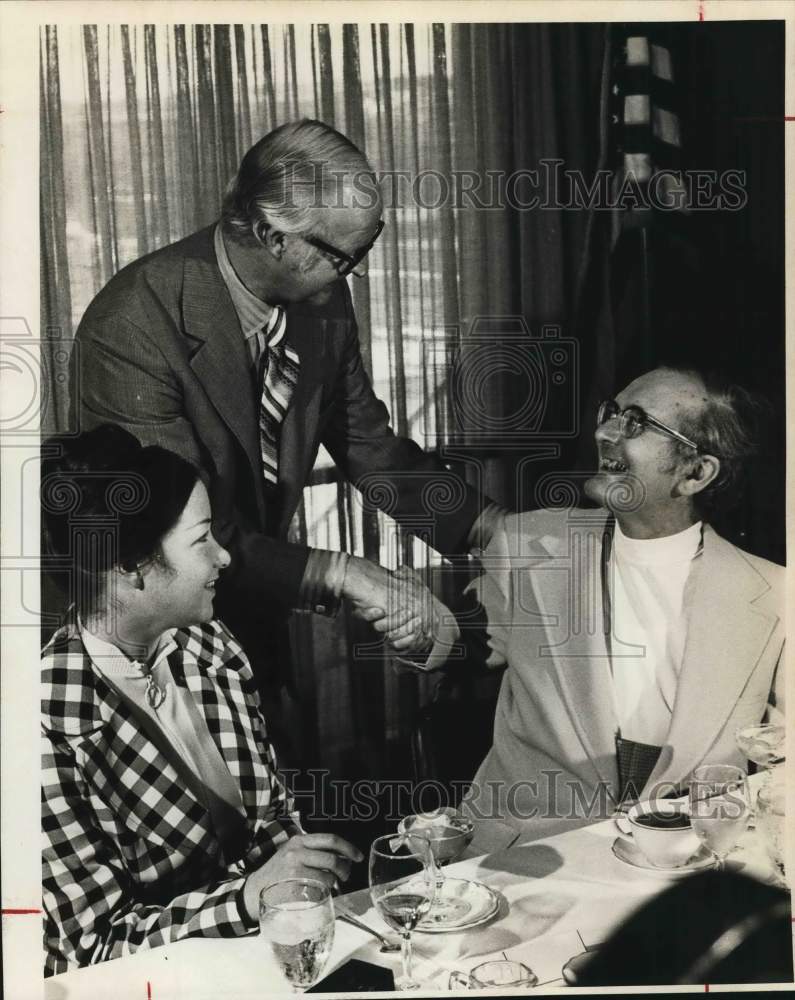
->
[[609, 520, 703, 745]]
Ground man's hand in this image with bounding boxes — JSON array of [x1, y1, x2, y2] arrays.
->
[[241, 833, 362, 922], [343, 558, 456, 655]]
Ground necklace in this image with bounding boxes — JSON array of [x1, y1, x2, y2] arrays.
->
[[131, 660, 167, 709], [144, 670, 167, 709]]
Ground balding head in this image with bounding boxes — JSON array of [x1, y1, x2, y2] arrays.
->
[[656, 364, 763, 517], [222, 119, 380, 243]]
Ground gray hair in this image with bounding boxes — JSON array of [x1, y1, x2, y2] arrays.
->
[[663, 365, 766, 517], [221, 119, 373, 240]]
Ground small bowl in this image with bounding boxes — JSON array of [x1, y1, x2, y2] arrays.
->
[[626, 800, 701, 870]]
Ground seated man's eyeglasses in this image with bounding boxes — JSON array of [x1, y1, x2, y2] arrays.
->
[[597, 399, 699, 450], [304, 219, 385, 277]]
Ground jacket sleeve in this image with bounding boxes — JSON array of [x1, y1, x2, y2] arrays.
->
[[42, 733, 254, 973], [72, 313, 310, 608], [320, 288, 485, 557]]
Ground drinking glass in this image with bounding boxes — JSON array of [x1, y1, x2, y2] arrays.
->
[[735, 724, 785, 770], [259, 878, 335, 992], [398, 808, 474, 918], [449, 960, 538, 990], [369, 833, 434, 991], [688, 764, 751, 871], [756, 779, 786, 888]]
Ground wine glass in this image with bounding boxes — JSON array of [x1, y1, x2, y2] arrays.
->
[[369, 833, 434, 991], [259, 878, 335, 992], [756, 779, 786, 888], [398, 808, 474, 921], [688, 764, 751, 871], [735, 724, 785, 771]]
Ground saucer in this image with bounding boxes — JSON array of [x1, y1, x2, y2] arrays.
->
[[612, 836, 716, 877], [415, 878, 500, 933]]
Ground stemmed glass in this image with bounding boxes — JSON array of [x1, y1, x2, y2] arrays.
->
[[756, 778, 787, 888], [735, 723, 785, 831], [735, 723, 785, 772], [398, 808, 474, 921], [259, 878, 335, 992], [688, 764, 751, 871], [369, 833, 434, 991]]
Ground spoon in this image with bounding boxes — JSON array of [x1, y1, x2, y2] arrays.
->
[[336, 909, 401, 953]]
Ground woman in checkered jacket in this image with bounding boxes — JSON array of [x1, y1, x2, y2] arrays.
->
[[41, 425, 361, 976]]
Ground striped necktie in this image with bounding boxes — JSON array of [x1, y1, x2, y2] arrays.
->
[[258, 306, 299, 487]]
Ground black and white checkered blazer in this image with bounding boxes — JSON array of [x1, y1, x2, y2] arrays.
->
[[42, 617, 301, 977]]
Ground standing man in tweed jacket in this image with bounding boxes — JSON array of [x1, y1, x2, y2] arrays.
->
[[71, 119, 502, 695]]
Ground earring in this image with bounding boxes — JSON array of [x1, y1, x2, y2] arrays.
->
[[134, 568, 144, 591]]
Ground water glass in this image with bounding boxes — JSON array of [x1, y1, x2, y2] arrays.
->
[[688, 764, 751, 870], [259, 878, 335, 991]]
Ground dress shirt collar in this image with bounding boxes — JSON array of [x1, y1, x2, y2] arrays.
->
[[79, 616, 178, 678], [214, 223, 280, 343], [614, 519, 703, 566]]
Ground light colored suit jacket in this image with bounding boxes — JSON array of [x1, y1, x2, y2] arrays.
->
[[463, 508, 785, 850]]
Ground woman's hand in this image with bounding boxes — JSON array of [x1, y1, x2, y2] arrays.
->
[[242, 833, 363, 921]]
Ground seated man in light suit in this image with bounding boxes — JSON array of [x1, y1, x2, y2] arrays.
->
[[462, 365, 785, 851]]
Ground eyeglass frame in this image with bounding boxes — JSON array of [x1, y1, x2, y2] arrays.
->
[[303, 219, 385, 276], [596, 398, 700, 451]]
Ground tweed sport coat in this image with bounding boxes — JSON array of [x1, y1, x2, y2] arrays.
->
[[41, 618, 301, 976], [462, 508, 786, 850], [71, 226, 482, 657]]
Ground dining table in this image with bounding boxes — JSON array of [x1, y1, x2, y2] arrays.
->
[[43, 774, 784, 999]]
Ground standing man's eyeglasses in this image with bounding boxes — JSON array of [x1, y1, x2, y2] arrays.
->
[[303, 219, 385, 277], [596, 399, 700, 450]]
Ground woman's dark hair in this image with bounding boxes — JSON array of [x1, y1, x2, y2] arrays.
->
[[41, 425, 199, 611]]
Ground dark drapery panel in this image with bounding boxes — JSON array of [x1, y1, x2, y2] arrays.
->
[[449, 23, 606, 506]]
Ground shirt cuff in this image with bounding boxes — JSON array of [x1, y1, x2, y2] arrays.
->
[[235, 881, 260, 931], [392, 612, 462, 673], [466, 502, 510, 553], [298, 549, 350, 617]]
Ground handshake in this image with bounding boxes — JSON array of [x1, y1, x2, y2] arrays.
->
[[341, 557, 460, 665]]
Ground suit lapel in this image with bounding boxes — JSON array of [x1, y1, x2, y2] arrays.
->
[[86, 657, 214, 851], [175, 627, 261, 824], [181, 241, 262, 491], [181, 242, 334, 533], [525, 509, 619, 794], [644, 527, 779, 790]]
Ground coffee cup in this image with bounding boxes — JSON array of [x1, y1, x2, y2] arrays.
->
[[627, 800, 701, 869]]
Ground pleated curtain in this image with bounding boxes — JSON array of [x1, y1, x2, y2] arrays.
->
[[40, 22, 605, 784]]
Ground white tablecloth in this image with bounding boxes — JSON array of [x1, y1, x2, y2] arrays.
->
[[44, 786, 781, 998]]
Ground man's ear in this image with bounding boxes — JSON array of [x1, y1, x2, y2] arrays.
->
[[678, 453, 720, 497], [255, 221, 286, 260]]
